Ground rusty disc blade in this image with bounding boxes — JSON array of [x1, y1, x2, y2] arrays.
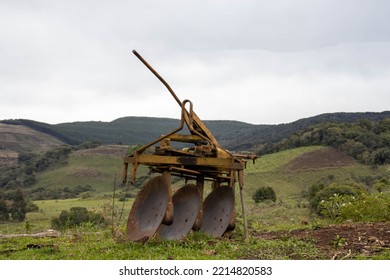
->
[[156, 184, 201, 240], [126, 175, 169, 242], [201, 186, 234, 237]]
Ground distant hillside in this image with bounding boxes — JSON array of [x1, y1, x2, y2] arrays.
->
[[257, 117, 390, 165], [226, 111, 390, 150], [26, 145, 389, 201], [0, 123, 65, 152], [0, 123, 65, 166], [1, 111, 389, 151]]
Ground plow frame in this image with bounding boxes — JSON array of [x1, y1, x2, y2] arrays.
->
[[122, 50, 256, 241]]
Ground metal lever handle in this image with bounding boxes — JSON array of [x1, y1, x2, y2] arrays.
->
[[132, 50, 182, 107]]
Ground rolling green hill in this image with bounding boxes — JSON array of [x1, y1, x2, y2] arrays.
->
[[2, 111, 389, 151], [257, 117, 390, 165], [0, 123, 66, 166], [27, 145, 389, 203], [240, 146, 389, 230], [0, 123, 65, 153]]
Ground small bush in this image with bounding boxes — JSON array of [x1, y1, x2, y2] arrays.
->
[[0, 199, 9, 222], [26, 199, 39, 212], [310, 183, 364, 214], [253, 187, 276, 203], [51, 207, 106, 230], [339, 193, 390, 222], [319, 194, 355, 220], [320, 193, 390, 222]]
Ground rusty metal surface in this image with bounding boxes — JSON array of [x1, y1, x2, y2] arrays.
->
[[156, 184, 201, 240], [125, 154, 245, 170], [201, 186, 235, 237], [132, 50, 221, 147], [126, 175, 169, 242], [122, 50, 257, 242]]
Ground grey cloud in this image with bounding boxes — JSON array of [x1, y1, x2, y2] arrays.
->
[[1, 0, 389, 124], [148, 0, 390, 51]]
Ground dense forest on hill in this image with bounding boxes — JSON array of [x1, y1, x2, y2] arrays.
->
[[257, 118, 390, 165], [2, 111, 389, 151], [225, 111, 390, 150]]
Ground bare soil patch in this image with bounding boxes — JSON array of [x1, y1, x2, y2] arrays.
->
[[0, 123, 64, 152], [283, 147, 356, 172], [74, 145, 127, 158], [0, 150, 18, 166], [253, 222, 390, 259], [70, 167, 105, 180]]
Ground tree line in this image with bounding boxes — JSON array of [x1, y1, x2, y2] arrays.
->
[[257, 118, 390, 165], [0, 145, 73, 190], [0, 189, 29, 222], [0, 142, 100, 191]]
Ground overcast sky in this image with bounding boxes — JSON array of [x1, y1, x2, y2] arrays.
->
[[1, 0, 390, 125]]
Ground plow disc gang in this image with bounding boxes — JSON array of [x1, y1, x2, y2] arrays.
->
[[126, 176, 169, 242], [157, 184, 201, 240], [201, 187, 235, 237]]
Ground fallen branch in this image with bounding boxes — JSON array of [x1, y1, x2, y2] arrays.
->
[[340, 249, 352, 260], [0, 229, 61, 239]]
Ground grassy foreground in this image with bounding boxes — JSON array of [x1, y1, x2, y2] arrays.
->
[[1, 225, 322, 260], [0, 195, 321, 260], [1, 146, 389, 260]]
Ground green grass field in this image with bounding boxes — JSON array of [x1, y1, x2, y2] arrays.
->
[[1, 146, 389, 260], [35, 154, 123, 194]]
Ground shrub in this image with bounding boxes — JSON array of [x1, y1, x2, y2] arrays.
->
[[0, 199, 9, 222], [338, 193, 390, 222], [51, 207, 106, 230], [10, 189, 27, 222], [320, 193, 390, 222], [310, 183, 364, 215], [253, 186, 276, 203], [26, 199, 39, 212], [319, 194, 355, 220]]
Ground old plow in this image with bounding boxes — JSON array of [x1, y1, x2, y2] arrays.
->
[[122, 50, 256, 242]]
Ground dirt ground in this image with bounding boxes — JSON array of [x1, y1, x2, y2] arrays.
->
[[0, 150, 18, 166], [283, 147, 356, 172], [253, 222, 390, 259], [73, 145, 127, 158]]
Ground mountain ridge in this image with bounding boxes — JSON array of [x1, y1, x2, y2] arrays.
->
[[1, 111, 389, 152]]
